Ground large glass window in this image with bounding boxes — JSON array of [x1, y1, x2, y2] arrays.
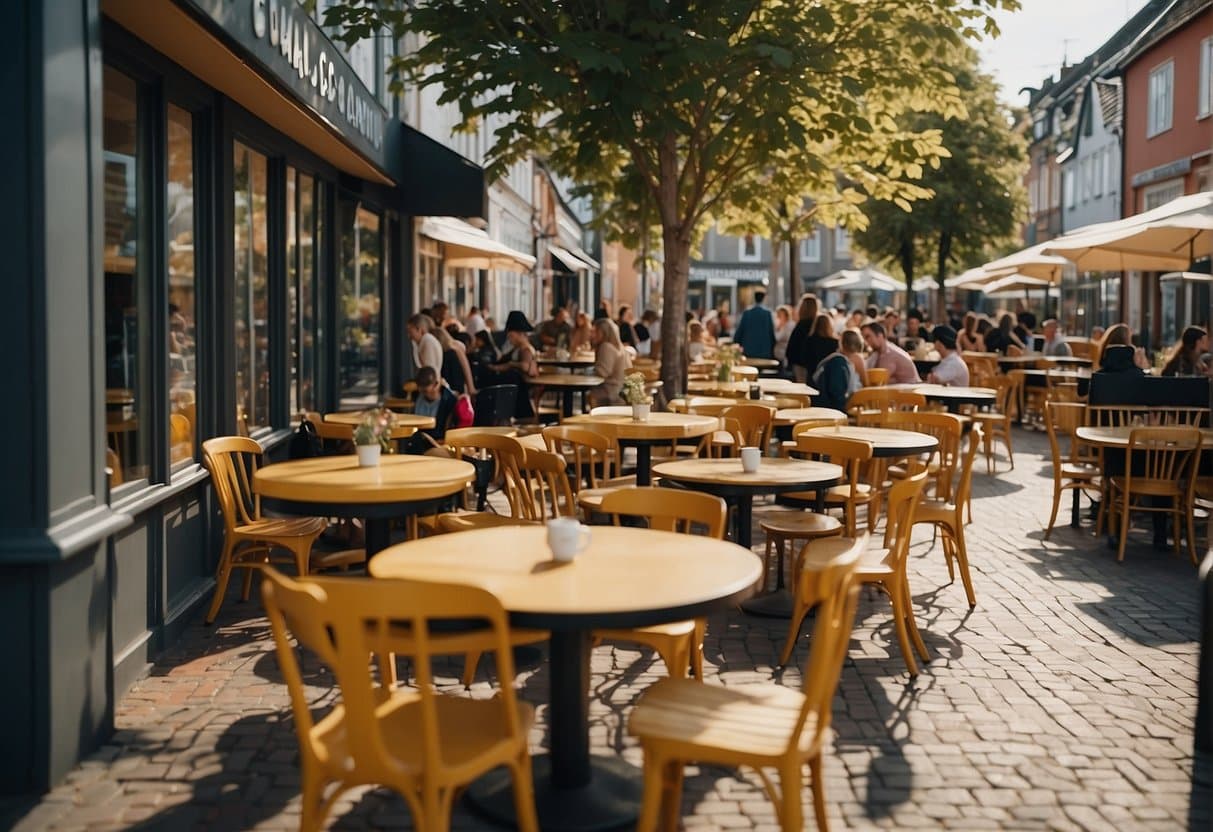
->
[[339, 203, 381, 408], [1201, 37, 1213, 119], [167, 104, 197, 464], [233, 141, 270, 431], [103, 67, 147, 483], [799, 231, 820, 263], [287, 167, 318, 417]]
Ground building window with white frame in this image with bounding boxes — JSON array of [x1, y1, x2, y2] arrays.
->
[[834, 227, 850, 257], [739, 234, 761, 262], [1147, 60, 1173, 137], [800, 231, 821, 262], [1200, 37, 1212, 119], [1093, 149, 1104, 198], [1065, 170, 1076, 209], [1142, 179, 1184, 212]]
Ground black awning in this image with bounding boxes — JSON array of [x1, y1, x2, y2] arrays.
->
[[385, 122, 486, 219]]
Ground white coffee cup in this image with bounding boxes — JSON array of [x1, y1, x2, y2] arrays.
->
[[740, 446, 761, 473], [547, 517, 592, 562]]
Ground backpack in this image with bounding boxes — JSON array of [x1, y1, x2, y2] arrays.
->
[[287, 418, 323, 459]]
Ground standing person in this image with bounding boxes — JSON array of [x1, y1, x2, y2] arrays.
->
[[812, 330, 865, 411], [1160, 326, 1210, 377], [773, 305, 796, 366], [785, 293, 820, 382], [732, 289, 776, 359], [616, 304, 638, 348], [590, 318, 633, 405], [926, 326, 969, 386], [407, 313, 443, 375], [465, 305, 487, 335], [433, 325, 477, 397], [861, 321, 920, 383], [1041, 319, 1072, 357]]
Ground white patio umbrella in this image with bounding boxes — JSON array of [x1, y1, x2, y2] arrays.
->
[[817, 265, 902, 292], [911, 275, 940, 292], [944, 265, 1001, 288], [981, 243, 1070, 282], [966, 273, 1052, 294]]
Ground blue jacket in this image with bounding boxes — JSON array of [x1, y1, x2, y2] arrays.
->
[[733, 304, 776, 359]]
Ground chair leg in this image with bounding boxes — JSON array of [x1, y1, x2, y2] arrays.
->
[[690, 620, 706, 681], [809, 754, 830, 832], [1004, 426, 1014, 470], [885, 583, 919, 677], [778, 762, 804, 831], [1045, 484, 1061, 541], [461, 650, 482, 688], [240, 564, 256, 601], [636, 749, 664, 832], [984, 430, 994, 475], [761, 535, 775, 592], [660, 760, 684, 832], [205, 541, 236, 625], [949, 523, 977, 608], [298, 767, 331, 832], [509, 754, 540, 832], [1117, 498, 1130, 563], [902, 578, 930, 661], [779, 594, 813, 667]]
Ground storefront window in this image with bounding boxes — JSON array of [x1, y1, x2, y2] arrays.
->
[[233, 141, 270, 431], [167, 104, 197, 464], [287, 168, 318, 417], [103, 67, 146, 483], [339, 204, 381, 408]]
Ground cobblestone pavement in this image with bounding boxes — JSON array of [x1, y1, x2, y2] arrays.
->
[[8, 428, 1213, 831]]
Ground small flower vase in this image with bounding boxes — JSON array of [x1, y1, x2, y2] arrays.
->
[[356, 444, 381, 467], [716, 362, 732, 382], [631, 402, 651, 422]]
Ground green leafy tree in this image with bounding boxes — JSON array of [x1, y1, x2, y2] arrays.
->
[[854, 45, 1028, 308], [325, 0, 1017, 393]]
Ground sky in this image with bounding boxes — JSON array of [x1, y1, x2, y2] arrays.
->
[[978, 0, 1153, 106]]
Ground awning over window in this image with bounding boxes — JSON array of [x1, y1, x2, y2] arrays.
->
[[549, 245, 596, 273], [419, 217, 536, 272], [397, 125, 486, 218]]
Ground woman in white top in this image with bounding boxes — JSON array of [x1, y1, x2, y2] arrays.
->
[[773, 304, 795, 365], [687, 320, 707, 363], [590, 317, 633, 404]]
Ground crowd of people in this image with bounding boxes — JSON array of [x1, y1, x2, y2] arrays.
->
[[403, 291, 1211, 446]]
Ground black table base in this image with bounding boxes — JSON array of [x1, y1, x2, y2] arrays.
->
[[465, 755, 641, 832]]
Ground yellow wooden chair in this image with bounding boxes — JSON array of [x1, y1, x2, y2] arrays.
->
[[778, 418, 847, 457], [865, 367, 889, 386], [969, 373, 1017, 473], [882, 411, 964, 503], [427, 432, 531, 531], [785, 434, 877, 536], [261, 569, 539, 832], [1109, 427, 1202, 564], [847, 388, 925, 425], [200, 436, 326, 624], [628, 535, 864, 832], [910, 425, 984, 608], [1042, 402, 1101, 540], [781, 472, 929, 676], [594, 487, 727, 681], [709, 403, 774, 457]]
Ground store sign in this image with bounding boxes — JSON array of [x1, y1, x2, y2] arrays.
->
[[1131, 157, 1190, 188], [690, 266, 770, 282], [187, 0, 389, 168]]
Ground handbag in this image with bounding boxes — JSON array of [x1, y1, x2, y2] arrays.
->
[[453, 394, 475, 428], [287, 418, 323, 459]]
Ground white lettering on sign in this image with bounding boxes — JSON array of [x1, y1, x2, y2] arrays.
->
[[246, 0, 383, 151]]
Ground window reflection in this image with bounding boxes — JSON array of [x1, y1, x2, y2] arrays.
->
[[287, 168, 318, 418], [339, 204, 381, 408], [167, 104, 196, 464], [234, 141, 270, 431], [103, 67, 146, 483]]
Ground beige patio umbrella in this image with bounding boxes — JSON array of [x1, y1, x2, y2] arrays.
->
[[981, 242, 1070, 283], [958, 272, 1052, 293], [1041, 191, 1213, 272]]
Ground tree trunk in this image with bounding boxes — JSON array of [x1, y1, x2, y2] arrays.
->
[[898, 236, 916, 317], [936, 231, 953, 322], [656, 134, 690, 398], [788, 238, 801, 305]]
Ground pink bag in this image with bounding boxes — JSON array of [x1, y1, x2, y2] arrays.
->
[[453, 394, 474, 428]]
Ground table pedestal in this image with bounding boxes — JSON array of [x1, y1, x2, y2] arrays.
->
[[633, 443, 653, 486], [466, 628, 642, 831]]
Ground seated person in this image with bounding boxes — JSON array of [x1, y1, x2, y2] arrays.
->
[[591, 318, 633, 405], [812, 330, 865, 412], [404, 366, 457, 454], [1094, 323, 1148, 376], [926, 325, 969, 386]]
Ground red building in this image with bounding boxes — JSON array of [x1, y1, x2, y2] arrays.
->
[[1119, 0, 1212, 343]]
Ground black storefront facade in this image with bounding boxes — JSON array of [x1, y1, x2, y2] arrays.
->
[[1, 0, 483, 796]]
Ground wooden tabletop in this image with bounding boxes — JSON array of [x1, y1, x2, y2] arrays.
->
[[686, 379, 818, 397], [740, 357, 781, 369], [803, 425, 939, 456], [534, 373, 605, 388], [899, 383, 996, 401], [564, 412, 718, 440], [730, 365, 759, 379], [773, 407, 848, 426], [1075, 425, 1213, 448], [323, 411, 436, 430], [651, 457, 842, 488], [367, 525, 762, 630], [255, 454, 474, 504], [537, 355, 597, 368], [1019, 368, 1092, 379]]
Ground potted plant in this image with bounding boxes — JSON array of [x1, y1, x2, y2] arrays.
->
[[715, 343, 743, 382], [352, 407, 395, 466], [621, 372, 653, 421]]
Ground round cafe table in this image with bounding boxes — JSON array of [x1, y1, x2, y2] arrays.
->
[[535, 372, 605, 417], [802, 424, 938, 457], [320, 410, 435, 440], [886, 383, 996, 413], [651, 457, 841, 550], [254, 454, 474, 559], [740, 357, 781, 370], [773, 406, 847, 427], [369, 525, 761, 832], [564, 412, 718, 485]]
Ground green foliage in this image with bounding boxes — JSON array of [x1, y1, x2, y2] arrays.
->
[[322, 0, 1020, 393], [852, 44, 1028, 295]]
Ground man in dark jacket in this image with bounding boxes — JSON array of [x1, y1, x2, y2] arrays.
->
[[733, 290, 776, 359]]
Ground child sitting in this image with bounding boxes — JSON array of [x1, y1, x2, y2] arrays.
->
[[405, 366, 457, 454]]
